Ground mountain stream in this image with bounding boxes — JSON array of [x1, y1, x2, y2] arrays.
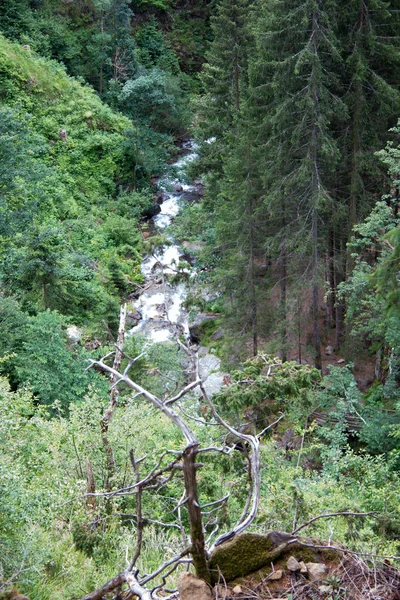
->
[[129, 141, 226, 396]]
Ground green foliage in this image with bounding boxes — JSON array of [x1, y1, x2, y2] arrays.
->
[[214, 355, 321, 425], [0, 35, 149, 328], [120, 67, 191, 135], [15, 310, 106, 408]]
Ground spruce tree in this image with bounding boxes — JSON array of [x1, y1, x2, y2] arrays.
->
[[250, 0, 346, 368], [196, 0, 254, 200], [339, 0, 400, 234]]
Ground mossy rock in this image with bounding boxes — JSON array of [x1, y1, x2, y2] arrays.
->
[[209, 531, 341, 584]]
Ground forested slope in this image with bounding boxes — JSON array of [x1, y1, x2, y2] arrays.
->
[[1, 1, 400, 599]]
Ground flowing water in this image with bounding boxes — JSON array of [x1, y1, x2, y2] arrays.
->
[[130, 141, 198, 344], [129, 141, 227, 397]]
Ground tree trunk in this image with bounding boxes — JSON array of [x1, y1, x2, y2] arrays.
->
[[101, 304, 127, 490], [311, 8, 322, 371], [182, 443, 211, 584]]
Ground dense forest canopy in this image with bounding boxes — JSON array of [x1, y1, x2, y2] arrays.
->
[[0, 0, 400, 599]]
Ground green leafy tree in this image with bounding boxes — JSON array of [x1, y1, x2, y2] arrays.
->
[[15, 310, 105, 409]]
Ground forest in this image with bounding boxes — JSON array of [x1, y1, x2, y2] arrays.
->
[[0, 0, 399, 599]]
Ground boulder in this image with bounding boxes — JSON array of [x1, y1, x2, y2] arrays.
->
[[177, 572, 213, 600], [126, 309, 142, 326], [306, 562, 328, 580], [209, 531, 296, 583], [325, 345, 334, 356], [188, 313, 218, 342], [198, 353, 221, 379], [66, 325, 82, 343], [209, 532, 337, 584], [211, 328, 224, 341], [143, 202, 161, 220]]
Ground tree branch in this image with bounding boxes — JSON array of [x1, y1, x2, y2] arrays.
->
[[292, 511, 379, 535]]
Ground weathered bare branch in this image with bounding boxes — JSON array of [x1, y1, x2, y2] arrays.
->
[[79, 572, 126, 600], [140, 549, 191, 585], [101, 303, 127, 489], [292, 511, 379, 535], [257, 413, 285, 438], [164, 379, 202, 405], [196, 355, 261, 552], [87, 359, 198, 445], [129, 449, 144, 569]]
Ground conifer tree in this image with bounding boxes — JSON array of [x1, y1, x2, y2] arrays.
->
[[213, 121, 265, 356], [250, 0, 346, 368], [196, 0, 254, 197], [339, 0, 400, 235]]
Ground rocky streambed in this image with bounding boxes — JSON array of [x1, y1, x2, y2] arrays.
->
[[128, 141, 227, 396]]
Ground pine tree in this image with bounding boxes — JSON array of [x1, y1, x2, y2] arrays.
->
[[339, 0, 400, 235], [213, 120, 266, 356], [196, 0, 254, 199], [250, 0, 346, 368]]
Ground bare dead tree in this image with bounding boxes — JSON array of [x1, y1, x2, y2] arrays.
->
[[79, 344, 266, 600], [101, 303, 127, 490]]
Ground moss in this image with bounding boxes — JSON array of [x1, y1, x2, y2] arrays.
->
[[209, 531, 292, 583], [209, 531, 342, 584]]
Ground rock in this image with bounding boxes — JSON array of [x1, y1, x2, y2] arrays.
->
[[306, 562, 328, 580], [325, 345, 334, 356], [299, 561, 308, 573], [189, 313, 219, 342], [209, 531, 300, 584], [143, 202, 161, 220], [287, 556, 301, 571], [336, 358, 345, 364], [177, 572, 213, 600], [268, 569, 283, 580], [198, 354, 221, 379], [318, 585, 333, 594], [173, 183, 183, 192], [199, 372, 226, 397], [211, 328, 224, 341], [126, 309, 142, 325], [232, 584, 242, 595], [66, 325, 82, 343]]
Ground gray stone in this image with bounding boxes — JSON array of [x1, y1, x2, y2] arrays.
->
[[66, 325, 82, 343], [126, 309, 142, 325], [177, 572, 213, 600], [189, 313, 218, 342], [268, 569, 283, 580], [287, 556, 301, 571], [198, 353, 221, 379], [325, 345, 334, 356], [306, 562, 328, 580], [201, 372, 225, 397], [211, 328, 224, 341]]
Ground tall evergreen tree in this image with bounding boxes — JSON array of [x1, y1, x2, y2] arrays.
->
[[250, 0, 346, 367], [339, 0, 400, 235], [196, 0, 254, 197]]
